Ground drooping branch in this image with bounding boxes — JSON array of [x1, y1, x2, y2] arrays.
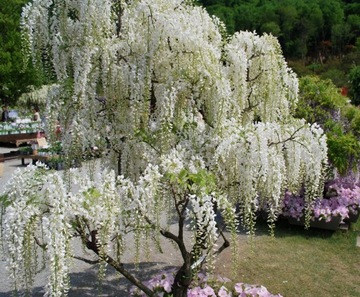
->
[[213, 229, 230, 256], [85, 230, 156, 297], [268, 125, 307, 148], [150, 77, 157, 115], [72, 256, 99, 265], [113, 0, 125, 37], [242, 67, 265, 116], [34, 236, 47, 250], [242, 87, 260, 115]]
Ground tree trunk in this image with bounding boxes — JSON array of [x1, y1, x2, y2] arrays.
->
[[171, 251, 193, 297], [171, 261, 193, 297]]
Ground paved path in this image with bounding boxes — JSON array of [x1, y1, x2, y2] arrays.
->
[[0, 145, 22, 184]]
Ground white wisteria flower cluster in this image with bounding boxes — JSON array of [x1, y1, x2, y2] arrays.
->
[[1, 156, 227, 296], [1, 0, 328, 296]]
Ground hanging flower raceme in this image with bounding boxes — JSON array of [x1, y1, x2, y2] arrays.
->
[[189, 193, 218, 249], [1, 163, 165, 296], [2, 165, 73, 296], [212, 120, 327, 230]]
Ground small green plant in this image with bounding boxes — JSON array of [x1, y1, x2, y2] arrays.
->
[[18, 146, 33, 154], [46, 155, 64, 170], [50, 141, 63, 154]]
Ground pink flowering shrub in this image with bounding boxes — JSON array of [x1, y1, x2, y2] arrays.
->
[[130, 270, 282, 297], [130, 269, 176, 296], [281, 183, 360, 222]]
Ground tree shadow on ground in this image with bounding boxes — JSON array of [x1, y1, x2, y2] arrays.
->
[[0, 262, 178, 297], [219, 209, 337, 240], [255, 215, 337, 240]]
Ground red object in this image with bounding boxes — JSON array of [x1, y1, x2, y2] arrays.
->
[[341, 87, 348, 97]]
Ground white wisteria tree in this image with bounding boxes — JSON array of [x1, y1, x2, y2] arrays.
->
[[1, 0, 328, 296]]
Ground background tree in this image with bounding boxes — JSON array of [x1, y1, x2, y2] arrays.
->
[[198, 0, 358, 61], [2, 1, 328, 297], [0, 0, 44, 105], [349, 66, 360, 106], [205, 4, 236, 34], [317, 0, 344, 41]]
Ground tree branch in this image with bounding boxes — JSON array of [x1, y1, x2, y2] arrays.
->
[[85, 229, 156, 297], [268, 125, 305, 147], [34, 236, 47, 250], [72, 256, 99, 265], [141, 188, 189, 263]]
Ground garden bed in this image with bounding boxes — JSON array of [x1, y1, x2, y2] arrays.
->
[[287, 216, 342, 231]]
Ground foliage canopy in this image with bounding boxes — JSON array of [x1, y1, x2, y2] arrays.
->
[[0, 0, 45, 105], [198, 0, 359, 60]]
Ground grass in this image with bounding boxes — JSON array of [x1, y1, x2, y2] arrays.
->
[[214, 217, 360, 297]]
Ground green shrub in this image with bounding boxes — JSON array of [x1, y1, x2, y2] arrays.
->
[[327, 133, 360, 175], [320, 69, 347, 87], [288, 60, 313, 77], [343, 105, 360, 136], [297, 75, 360, 175], [349, 66, 360, 106]]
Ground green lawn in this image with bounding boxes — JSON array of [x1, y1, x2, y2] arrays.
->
[[214, 217, 360, 297]]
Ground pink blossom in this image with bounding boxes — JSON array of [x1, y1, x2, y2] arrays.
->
[[188, 286, 206, 297], [280, 183, 360, 223], [160, 278, 173, 293], [218, 286, 231, 297], [132, 271, 283, 297], [202, 285, 216, 296], [235, 283, 246, 295]]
